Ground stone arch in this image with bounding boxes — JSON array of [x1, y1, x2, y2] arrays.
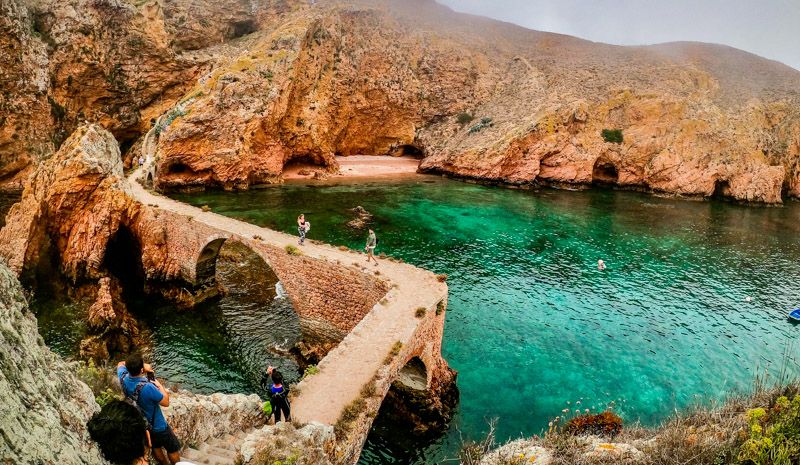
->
[[397, 356, 428, 391], [592, 158, 619, 184], [195, 236, 229, 286]]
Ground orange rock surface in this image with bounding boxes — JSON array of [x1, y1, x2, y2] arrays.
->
[[1, 0, 799, 202]]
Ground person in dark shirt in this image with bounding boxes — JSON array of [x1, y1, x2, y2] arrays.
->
[[117, 354, 181, 465], [260, 366, 291, 422]]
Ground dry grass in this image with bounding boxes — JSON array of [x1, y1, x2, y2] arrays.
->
[[285, 244, 302, 256], [383, 341, 403, 365], [471, 380, 800, 465], [415, 307, 426, 318], [436, 273, 448, 282]]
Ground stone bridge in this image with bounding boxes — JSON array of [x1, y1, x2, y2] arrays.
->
[[126, 163, 454, 464]]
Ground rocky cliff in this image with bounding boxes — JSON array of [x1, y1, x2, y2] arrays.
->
[[2, 0, 799, 200], [0, 262, 105, 464]]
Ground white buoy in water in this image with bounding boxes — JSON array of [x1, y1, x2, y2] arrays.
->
[[598, 259, 606, 271], [745, 296, 752, 302]]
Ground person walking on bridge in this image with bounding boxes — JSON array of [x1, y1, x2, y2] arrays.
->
[[365, 229, 378, 266], [297, 214, 310, 245]]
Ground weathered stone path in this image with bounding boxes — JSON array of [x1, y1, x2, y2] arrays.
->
[[128, 161, 447, 428]]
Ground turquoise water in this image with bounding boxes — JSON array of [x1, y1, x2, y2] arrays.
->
[[173, 177, 800, 463]]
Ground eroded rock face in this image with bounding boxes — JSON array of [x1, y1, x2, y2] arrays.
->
[[0, 0, 307, 191], [166, 391, 266, 448], [0, 263, 104, 464], [240, 422, 335, 465], [143, 0, 800, 202], [0, 124, 136, 282], [80, 276, 143, 361]]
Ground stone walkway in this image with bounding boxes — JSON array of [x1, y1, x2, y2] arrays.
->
[[128, 162, 447, 426]]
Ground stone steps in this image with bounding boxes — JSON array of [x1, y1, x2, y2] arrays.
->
[[180, 429, 253, 465]]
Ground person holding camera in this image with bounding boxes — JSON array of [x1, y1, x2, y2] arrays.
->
[[117, 353, 181, 465], [260, 365, 291, 423]]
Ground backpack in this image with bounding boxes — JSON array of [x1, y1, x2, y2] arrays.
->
[[121, 373, 156, 431]]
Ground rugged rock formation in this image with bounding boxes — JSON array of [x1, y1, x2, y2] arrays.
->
[[0, 124, 135, 282], [143, 0, 799, 202], [240, 422, 335, 465], [3, 0, 799, 201], [166, 391, 266, 448], [80, 276, 143, 361], [0, 263, 105, 464], [346, 206, 373, 230], [0, 0, 309, 191]]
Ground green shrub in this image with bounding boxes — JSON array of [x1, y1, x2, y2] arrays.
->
[[95, 388, 118, 407], [76, 360, 119, 400], [285, 245, 302, 256], [302, 365, 319, 379], [738, 395, 800, 465], [456, 113, 475, 125], [601, 129, 624, 144], [468, 117, 494, 135]]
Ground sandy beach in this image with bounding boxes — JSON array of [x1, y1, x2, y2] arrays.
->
[[283, 155, 421, 180]]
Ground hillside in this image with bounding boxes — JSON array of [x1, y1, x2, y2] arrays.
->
[[1, 0, 799, 202]]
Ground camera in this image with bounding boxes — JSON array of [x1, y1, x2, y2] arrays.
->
[[146, 371, 155, 382]]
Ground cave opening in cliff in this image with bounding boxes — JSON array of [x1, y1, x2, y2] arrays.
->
[[282, 155, 327, 175], [229, 19, 258, 39], [166, 162, 192, 175], [103, 225, 145, 301], [592, 159, 619, 185], [712, 180, 731, 199], [394, 144, 425, 159]]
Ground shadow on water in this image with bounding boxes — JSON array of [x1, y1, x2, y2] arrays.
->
[[31, 239, 302, 397]]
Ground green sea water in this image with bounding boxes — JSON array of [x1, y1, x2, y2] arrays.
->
[[23, 177, 800, 464], [171, 177, 800, 463]]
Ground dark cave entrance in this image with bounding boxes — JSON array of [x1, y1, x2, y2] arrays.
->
[[166, 162, 192, 175], [103, 225, 145, 301], [393, 144, 425, 159], [712, 180, 731, 199], [229, 19, 257, 39], [592, 159, 619, 185]]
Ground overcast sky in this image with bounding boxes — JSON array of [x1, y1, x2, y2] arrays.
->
[[437, 0, 800, 70]]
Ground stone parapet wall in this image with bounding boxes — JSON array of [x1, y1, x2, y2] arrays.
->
[[332, 296, 455, 465]]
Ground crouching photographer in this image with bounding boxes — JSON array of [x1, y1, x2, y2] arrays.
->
[[117, 353, 181, 465]]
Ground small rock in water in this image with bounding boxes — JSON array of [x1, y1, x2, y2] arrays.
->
[[347, 205, 373, 229]]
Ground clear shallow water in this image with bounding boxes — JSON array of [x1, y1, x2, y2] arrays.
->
[[172, 177, 800, 464]]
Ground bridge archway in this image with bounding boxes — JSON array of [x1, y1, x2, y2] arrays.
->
[[397, 356, 428, 391], [196, 237, 228, 286]]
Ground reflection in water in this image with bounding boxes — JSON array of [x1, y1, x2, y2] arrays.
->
[[172, 179, 800, 464]]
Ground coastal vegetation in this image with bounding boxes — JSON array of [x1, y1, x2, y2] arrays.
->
[[465, 380, 800, 465], [601, 129, 624, 144]]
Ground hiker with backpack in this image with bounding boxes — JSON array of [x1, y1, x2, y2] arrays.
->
[[117, 354, 181, 465], [260, 365, 291, 423], [365, 229, 378, 266]]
